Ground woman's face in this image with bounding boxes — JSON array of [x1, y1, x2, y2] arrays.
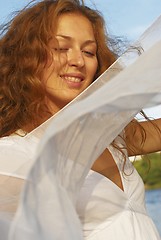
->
[[43, 13, 98, 112]]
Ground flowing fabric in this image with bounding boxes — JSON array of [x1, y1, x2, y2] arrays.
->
[[0, 15, 161, 240]]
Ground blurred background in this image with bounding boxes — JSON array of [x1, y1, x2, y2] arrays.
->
[[0, 0, 161, 236]]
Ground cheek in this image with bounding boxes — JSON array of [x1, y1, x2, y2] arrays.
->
[[43, 56, 63, 82], [53, 52, 68, 69], [46, 51, 66, 72], [90, 59, 98, 78]]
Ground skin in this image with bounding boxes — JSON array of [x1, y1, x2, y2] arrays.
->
[[126, 119, 161, 156], [43, 13, 98, 113]]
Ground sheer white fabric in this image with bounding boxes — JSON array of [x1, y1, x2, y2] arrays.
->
[[0, 15, 161, 240]]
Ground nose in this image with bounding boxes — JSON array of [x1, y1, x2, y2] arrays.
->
[[67, 49, 85, 68]]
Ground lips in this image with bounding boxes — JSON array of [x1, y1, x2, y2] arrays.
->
[[60, 74, 84, 83], [60, 73, 85, 88]]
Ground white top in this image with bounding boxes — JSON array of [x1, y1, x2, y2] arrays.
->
[[76, 145, 160, 239], [0, 134, 160, 239]]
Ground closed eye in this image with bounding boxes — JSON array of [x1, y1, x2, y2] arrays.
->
[[83, 50, 95, 57], [54, 48, 68, 52]]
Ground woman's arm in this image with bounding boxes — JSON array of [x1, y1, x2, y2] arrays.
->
[[125, 118, 161, 156]]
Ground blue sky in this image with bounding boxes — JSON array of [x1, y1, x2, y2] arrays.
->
[[1, 0, 161, 41], [86, 0, 161, 41], [0, 0, 161, 118]]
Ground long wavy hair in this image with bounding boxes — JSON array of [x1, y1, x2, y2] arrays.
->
[[0, 0, 117, 137]]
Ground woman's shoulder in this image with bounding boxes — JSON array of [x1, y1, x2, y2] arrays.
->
[[0, 129, 39, 152], [0, 132, 28, 151], [0, 134, 21, 147], [0, 133, 39, 179]]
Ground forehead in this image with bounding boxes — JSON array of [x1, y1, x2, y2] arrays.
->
[[56, 13, 95, 40]]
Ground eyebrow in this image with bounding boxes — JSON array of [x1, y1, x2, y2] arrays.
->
[[56, 34, 97, 45]]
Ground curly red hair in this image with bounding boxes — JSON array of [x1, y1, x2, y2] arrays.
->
[[0, 0, 116, 137]]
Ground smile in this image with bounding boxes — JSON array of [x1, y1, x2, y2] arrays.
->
[[60, 74, 84, 83], [60, 74, 85, 88], [62, 76, 82, 83]]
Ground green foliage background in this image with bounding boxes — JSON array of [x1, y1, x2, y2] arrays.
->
[[133, 153, 161, 190]]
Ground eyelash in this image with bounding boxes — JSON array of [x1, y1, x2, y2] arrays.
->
[[54, 48, 68, 52], [83, 51, 95, 57], [53, 48, 95, 57]]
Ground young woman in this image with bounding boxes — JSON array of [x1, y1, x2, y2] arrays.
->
[[0, 0, 160, 239]]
